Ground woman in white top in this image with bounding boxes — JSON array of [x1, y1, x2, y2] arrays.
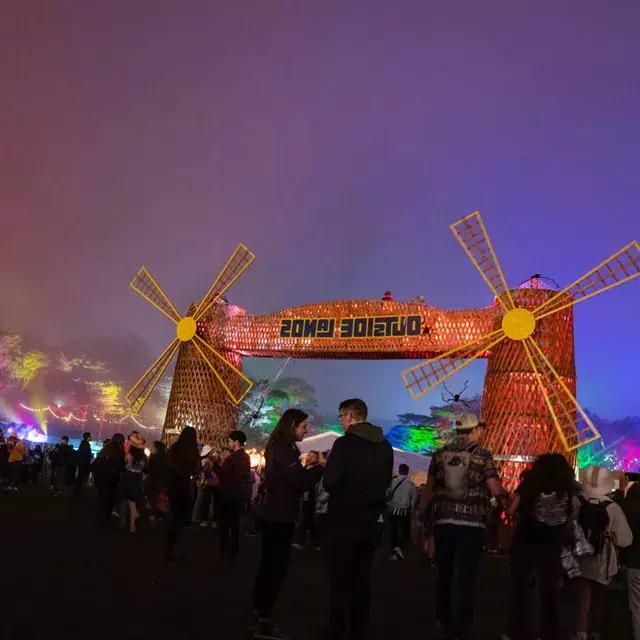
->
[[573, 466, 633, 640]]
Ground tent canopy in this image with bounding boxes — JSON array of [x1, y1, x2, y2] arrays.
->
[[300, 431, 431, 485]]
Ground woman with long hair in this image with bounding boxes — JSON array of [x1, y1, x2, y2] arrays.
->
[[251, 409, 323, 639], [165, 426, 199, 561], [505, 453, 576, 640], [118, 434, 146, 533]]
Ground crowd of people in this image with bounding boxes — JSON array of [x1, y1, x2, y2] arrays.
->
[[3, 402, 640, 640]]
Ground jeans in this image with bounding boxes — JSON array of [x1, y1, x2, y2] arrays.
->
[[629, 568, 640, 640], [294, 508, 319, 548], [218, 499, 241, 559], [434, 523, 485, 640], [508, 522, 564, 640], [74, 463, 91, 498], [325, 525, 379, 640], [253, 521, 295, 618], [388, 513, 411, 552], [199, 485, 214, 522]]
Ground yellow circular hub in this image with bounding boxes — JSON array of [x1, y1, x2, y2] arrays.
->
[[176, 316, 197, 342], [501, 307, 536, 341]]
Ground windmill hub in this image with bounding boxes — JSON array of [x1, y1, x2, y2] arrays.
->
[[177, 316, 197, 342], [502, 307, 536, 341]]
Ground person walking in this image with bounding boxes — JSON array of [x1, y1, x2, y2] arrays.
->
[[74, 432, 94, 498], [419, 413, 507, 640], [323, 398, 394, 640], [505, 453, 577, 640], [251, 409, 323, 640], [165, 426, 200, 561], [623, 482, 640, 640], [572, 466, 633, 640], [217, 430, 251, 566], [387, 464, 417, 560]]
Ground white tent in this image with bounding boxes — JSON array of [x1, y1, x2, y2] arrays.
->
[[300, 431, 431, 485]]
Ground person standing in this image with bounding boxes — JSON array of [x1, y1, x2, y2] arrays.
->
[[323, 398, 394, 640], [217, 430, 251, 566], [623, 482, 640, 640], [7, 434, 26, 490], [147, 440, 170, 520], [165, 426, 200, 561], [387, 464, 417, 560], [572, 466, 633, 640], [74, 432, 94, 498], [292, 450, 321, 551], [0, 429, 9, 486], [252, 409, 323, 639], [93, 434, 125, 525], [419, 413, 506, 640], [505, 453, 577, 640]]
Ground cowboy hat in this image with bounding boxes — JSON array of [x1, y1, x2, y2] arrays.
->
[[455, 412, 479, 431], [200, 444, 214, 458], [580, 466, 615, 499], [128, 433, 146, 449]]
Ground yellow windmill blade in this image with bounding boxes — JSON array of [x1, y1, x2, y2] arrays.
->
[[522, 337, 601, 452], [126, 338, 181, 414], [533, 241, 640, 321], [193, 244, 256, 322], [402, 328, 506, 400], [191, 333, 253, 404], [451, 211, 516, 312], [130, 266, 182, 324]]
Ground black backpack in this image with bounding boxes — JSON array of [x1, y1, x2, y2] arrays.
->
[[578, 496, 611, 554]]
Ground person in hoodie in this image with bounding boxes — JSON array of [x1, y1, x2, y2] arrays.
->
[[251, 408, 323, 640], [323, 398, 394, 640], [216, 430, 251, 566]]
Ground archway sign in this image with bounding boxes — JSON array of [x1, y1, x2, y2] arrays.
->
[[126, 211, 640, 487]]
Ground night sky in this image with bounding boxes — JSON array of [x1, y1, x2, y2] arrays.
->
[[1, 1, 639, 423]]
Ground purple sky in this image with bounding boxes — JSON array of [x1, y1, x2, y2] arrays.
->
[[1, 1, 639, 422]]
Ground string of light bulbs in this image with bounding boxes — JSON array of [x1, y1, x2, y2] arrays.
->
[[18, 402, 158, 431]]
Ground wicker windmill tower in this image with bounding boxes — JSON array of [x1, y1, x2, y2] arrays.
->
[[402, 211, 640, 482], [125, 245, 255, 446]]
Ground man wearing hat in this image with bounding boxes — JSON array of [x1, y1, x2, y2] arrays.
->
[[419, 412, 506, 640]]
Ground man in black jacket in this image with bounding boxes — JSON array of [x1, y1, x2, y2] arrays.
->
[[323, 398, 393, 640], [74, 432, 94, 498], [217, 430, 251, 566]]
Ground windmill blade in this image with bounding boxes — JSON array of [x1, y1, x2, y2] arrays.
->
[[523, 337, 601, 451], [402, 329, 506, 400], [130, 266, 181, 324], [451, 211, 515, 311], [193, 244, 256, 321], [534, 241, 640, 320], [191, 333, 253, 404], [126, 338, 180, 414]]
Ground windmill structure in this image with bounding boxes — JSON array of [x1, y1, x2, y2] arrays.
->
[[125, 244, 255, 446], [402, 211, 640, 474]]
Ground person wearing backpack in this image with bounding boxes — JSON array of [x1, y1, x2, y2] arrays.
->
[[387, 464, 417, 560], [503, 453, 578, 640], [418, 412, 507, 640], [572, 466, 633, 640]]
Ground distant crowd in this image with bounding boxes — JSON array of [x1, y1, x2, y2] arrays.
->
[[3, 401, 640, 640]]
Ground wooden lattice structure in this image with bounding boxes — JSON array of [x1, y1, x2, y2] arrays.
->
[[125, 212, 640, 477]]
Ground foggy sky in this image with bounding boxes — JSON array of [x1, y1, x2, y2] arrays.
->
[[1, 1, 639, 421]]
